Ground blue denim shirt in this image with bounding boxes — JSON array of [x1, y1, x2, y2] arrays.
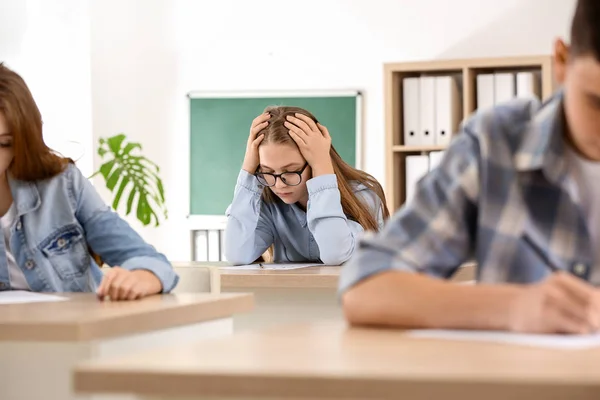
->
[[225, 169, 385, 266], [2, 163, 178, 292], [340, 91, 597, 293]]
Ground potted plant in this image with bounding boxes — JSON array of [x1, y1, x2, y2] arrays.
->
[[91, 134, 167, 227]]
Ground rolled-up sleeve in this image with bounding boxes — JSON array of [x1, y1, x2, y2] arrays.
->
[[306, 174, 365, 265], [70, 165, 179, 293], [224, 169, 275, 265], [339, 130, 481, 294]]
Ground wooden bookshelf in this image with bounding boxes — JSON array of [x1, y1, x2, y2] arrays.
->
[[384, 55, 555, 212], [392, 145, 446, 153]]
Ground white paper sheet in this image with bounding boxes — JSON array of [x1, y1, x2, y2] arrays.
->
[[0, 291, 68, 304], [406, 329, 600, 350], [219, 263, 324, 270]]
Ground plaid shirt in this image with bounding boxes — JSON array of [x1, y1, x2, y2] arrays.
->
[[339, 90, 598, 293]]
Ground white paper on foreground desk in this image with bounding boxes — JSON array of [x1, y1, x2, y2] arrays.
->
[[0, 291, 68, 304], [406, 329, 600, 349], [219, 263, 323, 270]]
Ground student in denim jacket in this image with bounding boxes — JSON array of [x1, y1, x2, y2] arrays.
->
[[0, 63, 178, 300], [225, 106, 389, 266]]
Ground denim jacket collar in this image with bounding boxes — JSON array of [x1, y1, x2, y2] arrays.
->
[[7, 174, 41, 217]]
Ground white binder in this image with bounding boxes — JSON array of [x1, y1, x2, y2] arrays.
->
[[402, 77, 421, 146], [194, 230, 208, 261], [207, 229, 221, 262], [429, 151, 445, 171], [516, 71, 541, 99], [419, 76, 436, 146], [434, 76, 461, 146], [494, 72, 516, 104], [220, 229, 226, 261], [476, 74, 495, 110], [405, 155, 430, 203]]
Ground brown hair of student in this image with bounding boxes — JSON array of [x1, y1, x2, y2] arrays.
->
[[0, 63, 70, 181], [260, 105, 390, 231]]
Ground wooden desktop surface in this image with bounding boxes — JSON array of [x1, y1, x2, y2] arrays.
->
[[172, 261, 340, 289], [73, 320, 596, 400], [0, 293, 253, 342], [175, 262, 476, 289], [219, 266, 341, 289]]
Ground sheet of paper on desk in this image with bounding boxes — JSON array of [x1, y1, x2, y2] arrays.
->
[[219, 263, 324, 270], [406, 329, 600, 349], [0, 291, 68, 304]]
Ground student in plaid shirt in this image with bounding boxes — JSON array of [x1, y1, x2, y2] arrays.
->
[[341, 0, 600, 335]]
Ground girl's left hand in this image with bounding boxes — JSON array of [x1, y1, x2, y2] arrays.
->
[[285, 114, 334, 176], [97, 267, 162, 301]]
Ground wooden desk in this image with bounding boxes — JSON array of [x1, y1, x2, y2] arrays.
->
[[170, 261, 343, 331], [0, 293, 253, 400], [171, 262, 476, 332], [218, 265, 342, 332], [219, 266, 340, 288], [74, 321, 600, 400], [222, 263, 475, 331]]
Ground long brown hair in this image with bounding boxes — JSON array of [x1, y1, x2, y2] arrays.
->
[[260, 106, 390, 231], [0, 63, 70, 181]]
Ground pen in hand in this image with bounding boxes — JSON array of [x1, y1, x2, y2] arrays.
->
[[524, 235, 563, 274]]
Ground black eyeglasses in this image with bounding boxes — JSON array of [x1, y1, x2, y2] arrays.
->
[[255, 163, 309, 187]]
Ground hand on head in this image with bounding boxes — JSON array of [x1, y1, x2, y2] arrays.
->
[[242, 110, 335, 179], [242, 112, 270, 174], [285, 113, 334, 177]]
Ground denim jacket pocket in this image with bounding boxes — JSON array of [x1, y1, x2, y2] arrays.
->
[[39, 224, 90, 280]]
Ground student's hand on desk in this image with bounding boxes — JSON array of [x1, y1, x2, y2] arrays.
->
[[97, 267, 162, 301], [242, 112, 270, 173], [285, 114, 334, 177], [508, 272, 600, 334]]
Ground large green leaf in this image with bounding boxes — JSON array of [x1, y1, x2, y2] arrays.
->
[[136, 194, 148, 225], [107, 134, 126, 155], [99, 159, 116, 180], [126, 189, 137, 215], [112, 175, 130, 210], [91, 133, 167, 227], [123, 142, 142, 155], [156, 179, 165, 202], [106, 167, 123, 191]]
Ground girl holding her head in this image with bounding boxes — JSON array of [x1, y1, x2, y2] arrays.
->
[[0, 63, 178, 299], [225, 106, 389, 265]]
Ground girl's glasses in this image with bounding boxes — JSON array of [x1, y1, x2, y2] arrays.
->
[[255, 163, 309, 187]]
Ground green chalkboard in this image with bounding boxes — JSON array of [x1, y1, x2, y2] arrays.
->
[[189, 94, 360, 215]]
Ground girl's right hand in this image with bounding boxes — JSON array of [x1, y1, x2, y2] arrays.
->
[[242, 113, 270, 173]]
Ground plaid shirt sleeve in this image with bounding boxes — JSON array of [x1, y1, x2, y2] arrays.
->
[[338, 126, 482, 294]]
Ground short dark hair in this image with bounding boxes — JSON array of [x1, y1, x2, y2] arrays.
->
[[570, 0, 600, 60]]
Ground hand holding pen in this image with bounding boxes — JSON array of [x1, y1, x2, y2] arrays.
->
[[507, 271, 600, 335], [505, 236, 600, 334]]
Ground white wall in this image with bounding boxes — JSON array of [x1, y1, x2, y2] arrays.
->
[[90, 0, 577, 261], [0, 0, 93, 177]]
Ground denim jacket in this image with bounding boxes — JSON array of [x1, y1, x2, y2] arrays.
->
[[2, 163, 178, 292]]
